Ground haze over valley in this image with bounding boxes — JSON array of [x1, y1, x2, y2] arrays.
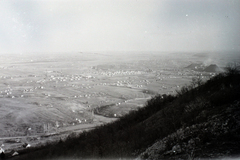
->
[[0, 51, 239, 152]]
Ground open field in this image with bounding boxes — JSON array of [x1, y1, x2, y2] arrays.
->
[[0, 51, 239, 152]]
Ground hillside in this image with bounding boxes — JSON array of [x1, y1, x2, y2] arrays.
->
[[7, 65, 240, 160]]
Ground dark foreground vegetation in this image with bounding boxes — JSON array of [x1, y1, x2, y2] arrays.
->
[[8, 65, 240, 160]]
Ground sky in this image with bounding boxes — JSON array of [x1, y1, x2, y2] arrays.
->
[[0, 0, 240, 53]]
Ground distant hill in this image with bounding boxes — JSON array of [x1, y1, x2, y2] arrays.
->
[[185, 63, 222, 73], [9, 66, 240, 160], [192, 52, 210, 58], [204, 64, 221, 72], [185, 63, 205, 71]]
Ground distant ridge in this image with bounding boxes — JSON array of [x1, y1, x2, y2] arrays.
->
[[193, 53, 209, 58], [185, 63, 222, 72], [185, 63, 204, 71]]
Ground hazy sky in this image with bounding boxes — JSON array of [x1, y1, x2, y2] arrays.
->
[[0, 0, 240, 53]]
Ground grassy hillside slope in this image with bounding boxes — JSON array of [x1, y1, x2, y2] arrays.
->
[[9, 66, 240, 160]]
